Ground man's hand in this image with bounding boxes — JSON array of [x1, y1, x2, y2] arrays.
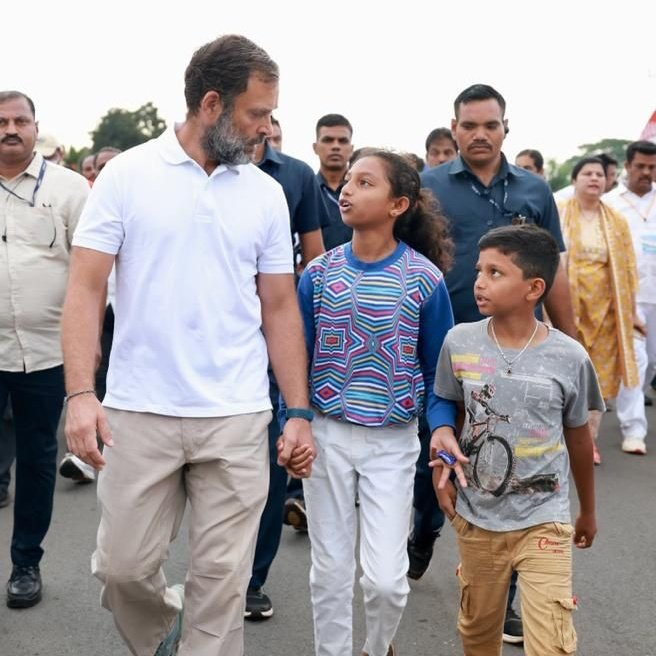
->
[[573, 512, 597, 549], [428, 425, 469, 489], [277, 418, 316, 478], [64, 395, 113, 470]]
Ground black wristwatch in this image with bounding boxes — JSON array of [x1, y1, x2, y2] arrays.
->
[[285, 407, 314, 422]]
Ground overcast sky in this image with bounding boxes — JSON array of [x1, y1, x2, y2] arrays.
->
[[3, 0, 655, 168]]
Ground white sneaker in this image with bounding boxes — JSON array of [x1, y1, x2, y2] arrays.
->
[[58, 453, 96, 482], [621, 438, 647, 455]]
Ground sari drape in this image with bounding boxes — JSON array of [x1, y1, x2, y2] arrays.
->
[[559, 198, 639, 396]]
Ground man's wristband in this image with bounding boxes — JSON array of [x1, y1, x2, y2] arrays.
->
[[64, 389, 96, 403], [285, 407, 314, 422]]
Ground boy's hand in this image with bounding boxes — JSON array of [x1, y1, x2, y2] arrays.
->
[[573, 513, 597, 549], [428, 425, 469, 489], [434, 477, 457, 520]]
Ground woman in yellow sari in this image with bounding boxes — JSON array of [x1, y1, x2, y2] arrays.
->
[[558, 156, 645, 464]]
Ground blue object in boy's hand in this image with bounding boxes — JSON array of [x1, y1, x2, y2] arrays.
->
[[437, 450, 457, 466]]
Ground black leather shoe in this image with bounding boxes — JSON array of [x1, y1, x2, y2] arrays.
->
[[407, 534, 436, 580], [7, 566, 42, 609]]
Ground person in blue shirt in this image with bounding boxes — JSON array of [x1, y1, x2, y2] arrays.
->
[[276, 114, 358, 536], [244, 121, 327, 621], [424, 127, 458, 169], [421, 84, 576, 334], [257, 118, 326, 270], [313, 113, 354, 251]]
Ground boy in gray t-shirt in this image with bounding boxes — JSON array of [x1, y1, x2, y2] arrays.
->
[[430, 225, 603, 656]]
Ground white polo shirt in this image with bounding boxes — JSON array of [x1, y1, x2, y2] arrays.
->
[[73, 126, 293, 416]]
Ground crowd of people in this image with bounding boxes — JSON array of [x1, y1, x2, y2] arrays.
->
[[1, 32, 655, 656]]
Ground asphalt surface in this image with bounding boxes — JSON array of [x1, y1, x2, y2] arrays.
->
[[1, 397, 654, 656]]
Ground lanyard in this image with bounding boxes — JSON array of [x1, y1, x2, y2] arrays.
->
[[321, 184, 340, 207], [0, 159, 47, 207], [469, 178, 508, 216], [469, 177, 530, 225]]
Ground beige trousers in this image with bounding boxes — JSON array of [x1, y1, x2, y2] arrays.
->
[[453, 514, 577, 656], [92, 408, 271, 656]]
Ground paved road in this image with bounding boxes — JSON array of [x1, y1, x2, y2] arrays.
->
[[1, 399, 654, 655]]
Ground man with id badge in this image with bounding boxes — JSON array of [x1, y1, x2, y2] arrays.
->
[[421, 83, 576, 337], [0, 90, 89, 608]]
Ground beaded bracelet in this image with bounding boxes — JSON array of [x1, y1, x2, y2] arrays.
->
[[64, 389, 96, 403]]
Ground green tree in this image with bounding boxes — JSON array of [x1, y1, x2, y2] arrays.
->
[[64, 145, 91, 171], [90, 102, 166, 152], [576, 138, 631, 164], [547, 137, 632, 191]]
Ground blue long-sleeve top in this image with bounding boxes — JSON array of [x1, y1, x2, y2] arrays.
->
[[281, 241, 456, 432]]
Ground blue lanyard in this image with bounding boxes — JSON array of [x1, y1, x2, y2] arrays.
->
[[321, 184, 340, 207], [0, 159, 47, 207], [469, 177, 528, 225], [469, 178, 508, 216]]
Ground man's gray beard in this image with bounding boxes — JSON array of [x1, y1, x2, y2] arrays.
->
[[202, 110, 256, 166]]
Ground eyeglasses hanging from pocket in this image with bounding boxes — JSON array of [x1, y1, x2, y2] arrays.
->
[[1, 204, 57, 248]]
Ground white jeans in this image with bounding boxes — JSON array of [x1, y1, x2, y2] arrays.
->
[[616, 303, 656, 441], [303, 414, 420, 656]]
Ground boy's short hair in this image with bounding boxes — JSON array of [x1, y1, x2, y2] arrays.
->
[[478, 224, 559, 299]]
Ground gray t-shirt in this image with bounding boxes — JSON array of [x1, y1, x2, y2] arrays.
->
[[435, 319, 604, 532]]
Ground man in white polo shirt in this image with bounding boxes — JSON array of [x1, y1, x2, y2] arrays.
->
[[61, 35, 315, 656], [604, 139, 656, 455]]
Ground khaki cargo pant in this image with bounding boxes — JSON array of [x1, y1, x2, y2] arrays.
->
[[452, 514, 578, 656], [92, 408, 271, 656]]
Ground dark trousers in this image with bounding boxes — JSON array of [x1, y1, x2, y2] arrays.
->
[[249, 377, 287, 590], [0, 398, 14, 494], [285, 475, 303, 500], [412, 415, 446, 545], [0, 365, 64, 567]]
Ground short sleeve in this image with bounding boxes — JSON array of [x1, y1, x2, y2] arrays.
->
[[563, 355, 606, 427], [257, 185, 294, 274], [434, 333, 465, 402], [72, 162, 124, 255], [537, 186, 566, 252], [291, 164, 325, 235]]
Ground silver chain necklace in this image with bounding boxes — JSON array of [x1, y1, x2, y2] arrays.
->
[[489, 319, 540, 375]]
